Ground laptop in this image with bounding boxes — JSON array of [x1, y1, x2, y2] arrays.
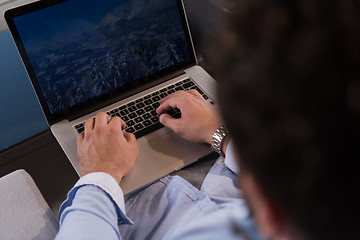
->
[[5, 0, 218, 194]]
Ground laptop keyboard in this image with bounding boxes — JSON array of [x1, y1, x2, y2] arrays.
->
[[74, 78, 213, 138]]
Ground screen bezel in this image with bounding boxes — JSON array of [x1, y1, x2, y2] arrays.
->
[[5, 0, 196, 125]]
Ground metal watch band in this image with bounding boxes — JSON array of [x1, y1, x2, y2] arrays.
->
[[211, 126, 229, 157]]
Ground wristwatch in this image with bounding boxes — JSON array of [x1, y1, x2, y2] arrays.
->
[[211, 126, 229, 157]]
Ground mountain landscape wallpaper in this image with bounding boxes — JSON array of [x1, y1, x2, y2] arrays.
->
[[14, 0, 191, 114]]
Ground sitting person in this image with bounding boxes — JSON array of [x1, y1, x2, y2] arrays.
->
[[56, 0, 360, 239]]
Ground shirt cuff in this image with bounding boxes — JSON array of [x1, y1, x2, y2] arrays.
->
[[61, 172, 133, 225], [224, 139, 240, 175]]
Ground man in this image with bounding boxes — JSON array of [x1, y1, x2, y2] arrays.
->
[[55, 89, 257, 239], [56, 0, 360, 239]]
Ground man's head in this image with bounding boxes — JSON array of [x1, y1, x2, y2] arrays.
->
[[212, 0, 360, 239]]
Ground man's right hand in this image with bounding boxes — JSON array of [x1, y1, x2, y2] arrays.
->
[[157, 90, 223, 145], [77, 112, 139, 184]]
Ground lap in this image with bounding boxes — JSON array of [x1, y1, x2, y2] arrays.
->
[[119, 160, 243, 239]]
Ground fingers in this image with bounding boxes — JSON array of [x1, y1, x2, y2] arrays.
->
[[77, 131, 85, 145], [108, 116, 126, 130], [159, 90, 186, 104], [156, 100, 172, 115], [94, 112, 110, 129], [159, 114, 179, 131], [157, 90, 204, 114], [123, 130, 137, 144], [83, 112, 122, 139], [186, 89, 203, 98], [157, 96, 184, 114], [84, 117, 95, 138]]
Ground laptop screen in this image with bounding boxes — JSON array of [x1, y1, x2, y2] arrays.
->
[[6, 0, 195, 124]]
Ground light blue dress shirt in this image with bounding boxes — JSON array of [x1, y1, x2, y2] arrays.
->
[[56, 140, 264, 240]]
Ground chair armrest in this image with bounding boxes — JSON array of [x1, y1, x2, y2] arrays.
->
[[0, 170, 59, 240]]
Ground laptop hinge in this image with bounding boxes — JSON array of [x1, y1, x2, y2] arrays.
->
[[67, 70, 186, 122]]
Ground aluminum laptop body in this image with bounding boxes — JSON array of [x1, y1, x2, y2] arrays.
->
[[5, 0, 217, 194]]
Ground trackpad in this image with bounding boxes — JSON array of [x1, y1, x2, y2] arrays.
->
[[141, 130, 210, 170], [120, 130, 211, 194]]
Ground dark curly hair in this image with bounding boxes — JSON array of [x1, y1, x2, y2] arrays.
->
[[210, 0, 360, 239]]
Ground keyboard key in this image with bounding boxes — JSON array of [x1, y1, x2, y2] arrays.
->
[[151, 116, 159, 123], [175, 86, 183, 91], [144, 99, 153, 105], [134, 124, 144, 131], [133, 122, 164, 138], [75, 123, 84, 129], [126, 120, 135, 127], [136, 103, 145, 109], [134, 117, 143, 123], [143, 113, 152, 119], [160, 88, 167, 93], [152, 96, 161, 102], [135, 98, 143, 103], [167, 85, 175, 89], [183, 78, 191, 83], [144, 106, 153, 112], [119, 105, 127, 110], [183, 81, 195, 89], [152, 91, 159, 96], [173, 109, 182, 119], [193, 86, 204, 95], [159, 93, 167, 99], [128, 106, 137, 112], [127, 102, 135, 107], [150, 110, 158, 116], [136, 109, 145, 115], [174, 112, 182, 119], [175, 82, 182, 86], [120, 109, 129, 115], [121, 116, 129, 122], [152, 102, 160, 109], [167, 109, 177, 116], [167, 89, 175, 94], [203, 95, 209, 100], [110, 109, 118, 114], [126, 127, 135, 133], [77, 127, 84, 134], [129, 113, 137, 119], [143, 120, 152, 127], [144, 95, 152, 99]]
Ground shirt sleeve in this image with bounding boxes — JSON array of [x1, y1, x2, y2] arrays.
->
[[224, 139, 240, 175], [55, 172, 133, 240]]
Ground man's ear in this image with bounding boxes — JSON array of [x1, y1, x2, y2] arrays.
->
[[240, 173, 286, 239]]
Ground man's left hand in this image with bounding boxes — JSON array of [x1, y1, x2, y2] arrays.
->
[[77, 112, 139, 184]]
